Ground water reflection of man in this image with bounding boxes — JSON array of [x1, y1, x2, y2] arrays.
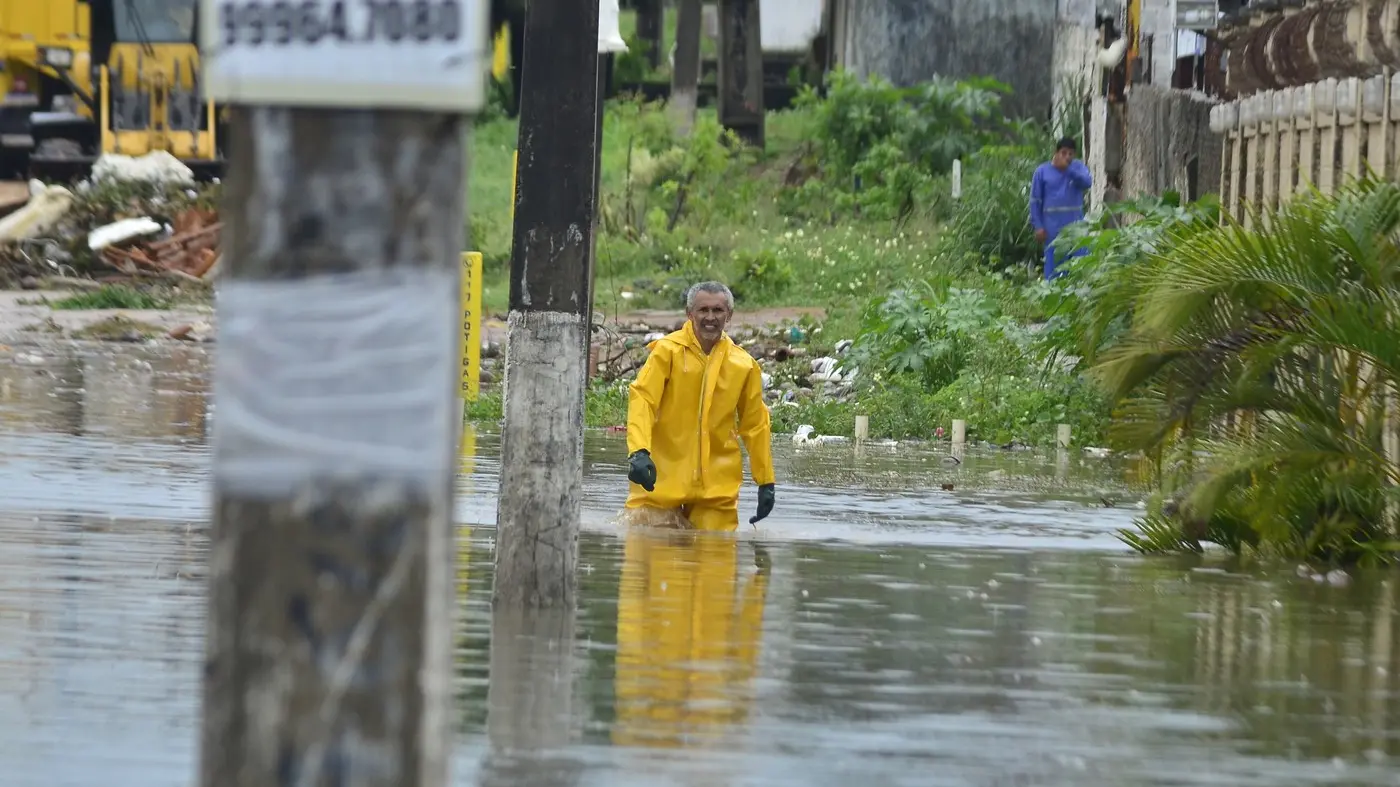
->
[[624, 281, 776, 531], [612, 530, 770, 749]]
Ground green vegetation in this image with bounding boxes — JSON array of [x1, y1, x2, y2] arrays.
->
[[1052, 182, 1400, 565], [467, 69, 1111, 448], [50, 284, 173, 310], [473, 70, 1400, 566]]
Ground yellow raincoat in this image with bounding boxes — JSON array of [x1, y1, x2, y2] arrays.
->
[[611, 530, 769, 748], [625, 321, 775, 532]]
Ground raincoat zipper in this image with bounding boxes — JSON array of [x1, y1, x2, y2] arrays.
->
[[695, 346, 708, 484]]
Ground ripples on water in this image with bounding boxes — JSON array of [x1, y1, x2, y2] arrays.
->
[[1, 344, 1399, 786]]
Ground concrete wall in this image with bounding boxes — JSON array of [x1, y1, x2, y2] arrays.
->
[[1053, 0, 1100, 134], [832, 0, 1060, 120], [1122, 84, 1221, 201]]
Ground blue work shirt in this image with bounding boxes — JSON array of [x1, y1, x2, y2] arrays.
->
[[1029, 160, 1092, 280]]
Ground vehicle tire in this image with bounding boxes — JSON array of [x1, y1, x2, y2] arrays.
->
[[0, 146, 28, 180]]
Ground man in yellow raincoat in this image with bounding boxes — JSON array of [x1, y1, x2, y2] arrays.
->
[[625, 281, 776, 531]]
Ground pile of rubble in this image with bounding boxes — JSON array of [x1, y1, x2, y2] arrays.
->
[[93, 207, 221, 282], [577, 318, 859, 404], [0, 151, 220, 289]]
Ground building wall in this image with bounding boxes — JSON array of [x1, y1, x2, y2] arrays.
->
[[1053, 0, 1100, 132], [1123, 84, 1222, 201], [832, 0, 1060, 120]]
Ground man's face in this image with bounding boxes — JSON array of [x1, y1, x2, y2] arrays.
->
[[1053, 147, 1075, 170], [688, 291, 732, 344]]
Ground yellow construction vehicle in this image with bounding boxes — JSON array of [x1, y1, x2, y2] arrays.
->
[[0, 0, 90, 177], [3, 0, 222, 183]]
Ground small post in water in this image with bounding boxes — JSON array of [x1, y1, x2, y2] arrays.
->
[[1057, 423, 1072, 449], [854, 415, 869, 442], [495, 0, 602, 608], [951, 419, 967, 446]]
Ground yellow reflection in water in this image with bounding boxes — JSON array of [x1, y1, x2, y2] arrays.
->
[[612, 530, 769, 749]]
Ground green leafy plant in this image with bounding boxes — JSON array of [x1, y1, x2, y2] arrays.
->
[[1086, 179, 1400, 564], [935, 145, 1042, 273], [789, 70, 1018, 221]]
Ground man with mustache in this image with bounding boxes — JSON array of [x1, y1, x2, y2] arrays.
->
[[623, 281, 776, 531]]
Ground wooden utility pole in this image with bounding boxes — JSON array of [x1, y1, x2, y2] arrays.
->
[[670, 0, 704, 135], [495, 0, 601, 607], [197, 3, 487, 785], [717, 0, 765, 147]]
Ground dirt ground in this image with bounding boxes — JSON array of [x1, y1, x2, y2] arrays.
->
[[0, 290, 214, 345], [0, 290, 823, 346], [0, 181, 28, 215], [482, 306, 825, 343]]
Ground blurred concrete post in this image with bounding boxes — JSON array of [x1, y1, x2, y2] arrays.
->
[[197, 103, 468, 787], [717, 0, 765, 147], [196, 3, 486, 785], [495, 0, 602, 607], [670, 0, 704, 135]]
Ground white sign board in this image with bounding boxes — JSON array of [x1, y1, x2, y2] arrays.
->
[[199, 0, 490, 112]]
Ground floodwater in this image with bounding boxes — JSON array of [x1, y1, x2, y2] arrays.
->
[[1, 343, 1399, 786]]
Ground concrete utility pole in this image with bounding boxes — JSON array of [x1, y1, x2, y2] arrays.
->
[[636, 0, 664, 70], [670, 0, 704, 136], [197, 2, 487, 785], [495, 0, 601, 607], [717, 0, 765, 147]]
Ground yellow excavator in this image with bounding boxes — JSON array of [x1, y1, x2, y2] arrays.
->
[[0, 0, 87, 177], [0, 0, 222, 182]]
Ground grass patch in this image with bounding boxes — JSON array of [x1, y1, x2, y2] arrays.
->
[[50, 285, 173, 310], [464, 381, 631, 429], [467, 99, 935, 317]]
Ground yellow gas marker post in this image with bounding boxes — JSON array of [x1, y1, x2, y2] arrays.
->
[[460, 251, 483, 406], [458, 251, 483, 603]]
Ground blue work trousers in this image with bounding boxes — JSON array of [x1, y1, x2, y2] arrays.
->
[[1042, 223, 1087, 281]]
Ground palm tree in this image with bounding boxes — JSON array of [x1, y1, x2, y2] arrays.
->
[[1096, 179, 1400, 564]]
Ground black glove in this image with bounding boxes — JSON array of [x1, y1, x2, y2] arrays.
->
[[627, 450, 656, 491], [750, 484, 775, 525]]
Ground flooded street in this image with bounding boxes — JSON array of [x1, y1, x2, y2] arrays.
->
[[2, 343, 1399, 786]]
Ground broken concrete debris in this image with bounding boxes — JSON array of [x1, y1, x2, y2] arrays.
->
[[0, 152, 220, 290], [98, 208, 221, 281]]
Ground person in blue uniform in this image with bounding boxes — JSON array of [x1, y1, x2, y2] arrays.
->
[[1029, 137, 1093, 280]]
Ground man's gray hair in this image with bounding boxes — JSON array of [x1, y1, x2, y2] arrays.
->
[[685, 281, 734, 311]]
